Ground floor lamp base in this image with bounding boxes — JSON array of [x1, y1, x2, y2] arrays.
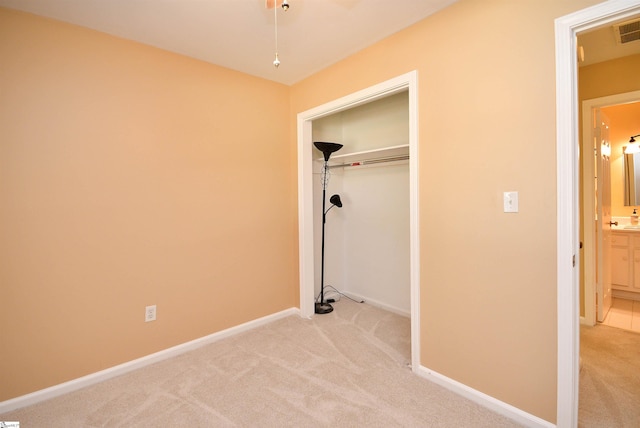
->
[[315, 302, 334, 314]]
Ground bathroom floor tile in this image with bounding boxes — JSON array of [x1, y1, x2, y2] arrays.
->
[[602, 298, 639, 332], [604, 311, 632, 330], [632, 301, 640, 332]]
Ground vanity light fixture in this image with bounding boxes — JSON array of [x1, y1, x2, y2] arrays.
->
[[624, 134, 640, 154]]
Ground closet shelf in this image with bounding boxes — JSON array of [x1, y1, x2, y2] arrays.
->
[[317, 144, 409, 166]]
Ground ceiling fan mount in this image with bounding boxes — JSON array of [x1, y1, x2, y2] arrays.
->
[[265, 0, 290, 10]]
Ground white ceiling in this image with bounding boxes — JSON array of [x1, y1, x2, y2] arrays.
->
[[578, 15, 640, 67], [0, 0, 459, 85]]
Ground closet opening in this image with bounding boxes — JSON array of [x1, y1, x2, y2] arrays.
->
[[296, 71, 420, 371], [312, 92, 410, 316]]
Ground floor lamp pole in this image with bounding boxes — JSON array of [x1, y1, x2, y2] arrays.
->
[[313, 141, 343, 315], [316, 162, 332, 314]]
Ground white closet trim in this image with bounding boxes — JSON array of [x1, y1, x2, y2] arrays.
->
[[296, 71, 420, 370]]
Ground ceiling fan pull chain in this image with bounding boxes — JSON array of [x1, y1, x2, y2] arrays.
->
[[273, 1, 280, 67]]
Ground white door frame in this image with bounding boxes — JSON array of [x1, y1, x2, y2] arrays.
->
[[556, 1, 640, 426], [582, 91, 640, 327], [297, 71, 420, 370]]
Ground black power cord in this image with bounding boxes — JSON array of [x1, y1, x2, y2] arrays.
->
[[315, 285, 365, 304]]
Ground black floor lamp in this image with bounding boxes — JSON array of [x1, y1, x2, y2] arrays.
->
[[314, 141, 343, 314]]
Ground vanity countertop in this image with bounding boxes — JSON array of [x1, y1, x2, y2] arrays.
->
[[610, 217, 640, 232], [612, 226, 640, 232]]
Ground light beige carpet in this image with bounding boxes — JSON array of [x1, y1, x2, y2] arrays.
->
[[579, 324, 640, 427], [1, 299, 520, 427]]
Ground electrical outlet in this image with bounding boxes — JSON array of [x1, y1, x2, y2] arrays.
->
[[145, 305, 156, 322]]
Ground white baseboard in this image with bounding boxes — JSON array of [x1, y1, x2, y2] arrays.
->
[[327, 290, 410, 318], [415, 365, 556, 428], [0, 307, 300, 414], [579, 315, 592, 326], [612, 289, 640, 302]]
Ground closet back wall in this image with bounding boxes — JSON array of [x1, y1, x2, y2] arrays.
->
[[312, 92, 410, 315]]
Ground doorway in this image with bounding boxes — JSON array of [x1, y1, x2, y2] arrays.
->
[[556, 1, 640, 426], [582, 92, 640, 326], [296, 71, 420, 370]]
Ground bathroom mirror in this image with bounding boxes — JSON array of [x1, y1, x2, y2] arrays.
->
[[624, 152, 640, 206]]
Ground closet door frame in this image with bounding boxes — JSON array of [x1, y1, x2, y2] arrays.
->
[[296, 71, 420, 370]]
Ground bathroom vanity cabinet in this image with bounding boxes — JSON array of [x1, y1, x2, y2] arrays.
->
[[611, 231, 640, 295]]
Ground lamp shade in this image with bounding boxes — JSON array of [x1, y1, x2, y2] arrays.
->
[[314, 141, 343, 161], [329, 194, 342, 207], [625, 144, 640, 154]]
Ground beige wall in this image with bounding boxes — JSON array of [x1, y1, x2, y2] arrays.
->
[[292, 0, 599, 423], [579, 54, 640, 101], [0, 8, 296, 401], [1, 0, 609, 423]]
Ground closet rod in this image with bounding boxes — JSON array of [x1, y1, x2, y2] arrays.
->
[[328, 154, 409, 169]]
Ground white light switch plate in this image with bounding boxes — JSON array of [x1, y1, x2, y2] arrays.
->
[[503, 191, 519, 213]]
